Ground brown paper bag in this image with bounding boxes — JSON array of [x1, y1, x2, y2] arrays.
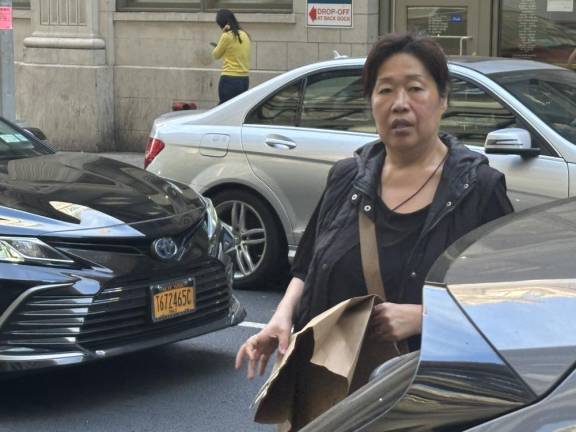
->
[[253, 295, 400, 431]]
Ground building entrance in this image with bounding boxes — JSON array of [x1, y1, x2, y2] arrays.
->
[[393, 0, 492, 56]]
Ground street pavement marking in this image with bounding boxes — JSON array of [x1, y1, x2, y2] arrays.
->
[[239, 321, 266, 329]]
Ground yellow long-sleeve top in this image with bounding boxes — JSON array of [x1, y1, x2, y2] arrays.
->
[[212, 30, 251, 77]]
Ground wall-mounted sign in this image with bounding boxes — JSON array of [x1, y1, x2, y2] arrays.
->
[[0, 6, 12, 30], [307, 0, 353, 28], [547, 0, 574, 12]]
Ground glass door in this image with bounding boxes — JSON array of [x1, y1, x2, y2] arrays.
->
[[395, 0, 482, 56]]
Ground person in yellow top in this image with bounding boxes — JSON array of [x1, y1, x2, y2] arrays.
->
[[211, 9, 251, 104]]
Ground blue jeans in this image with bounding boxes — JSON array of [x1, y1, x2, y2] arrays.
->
[[218, 75, 249, 104]]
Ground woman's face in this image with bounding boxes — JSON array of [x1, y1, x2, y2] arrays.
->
[[371, 53, 447, 152]]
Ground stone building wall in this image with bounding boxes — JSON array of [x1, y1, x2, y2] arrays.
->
[[13, 0, 380, 152]]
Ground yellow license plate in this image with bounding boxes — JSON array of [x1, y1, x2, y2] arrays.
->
[[151, 281, 196, 322]]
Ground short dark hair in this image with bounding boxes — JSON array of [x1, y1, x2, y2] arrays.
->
[[363, 33, 449, 98]]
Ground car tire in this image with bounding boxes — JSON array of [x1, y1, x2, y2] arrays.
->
[[211, 189, 288, 290]]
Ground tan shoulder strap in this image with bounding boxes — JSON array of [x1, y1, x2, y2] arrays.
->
[[358, 208, 387, 301], [358, 206, 409, 355]]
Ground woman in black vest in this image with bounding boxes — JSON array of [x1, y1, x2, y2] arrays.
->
[[236, 33, 513, 379]]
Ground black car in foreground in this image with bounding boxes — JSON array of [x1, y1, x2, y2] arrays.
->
[[0, 118, 245, 374], [302, 198, 576, 431]]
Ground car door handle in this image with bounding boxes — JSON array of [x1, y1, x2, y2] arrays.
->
[[265, 137, 296, 150]]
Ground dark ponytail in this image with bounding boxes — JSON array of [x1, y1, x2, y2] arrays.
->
[[216, 9, 244, 44]]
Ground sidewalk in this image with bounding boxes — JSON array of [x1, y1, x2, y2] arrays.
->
[[84, 152, 144, 168], [100, 152, 144, 168]]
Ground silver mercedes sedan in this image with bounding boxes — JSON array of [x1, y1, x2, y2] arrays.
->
[[146, 56, 576, 288]]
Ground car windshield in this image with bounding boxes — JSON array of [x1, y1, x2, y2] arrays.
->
[[489, 69, 576, 144], [0, 119, 53, 160]]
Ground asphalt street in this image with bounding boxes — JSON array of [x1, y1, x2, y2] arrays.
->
[[0, 289, 283, 432]]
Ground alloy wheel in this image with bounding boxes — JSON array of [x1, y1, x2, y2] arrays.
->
[[215, 200, 267, 280]]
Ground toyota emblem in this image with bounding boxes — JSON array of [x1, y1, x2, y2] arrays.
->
[[152, 237, 179, 261]]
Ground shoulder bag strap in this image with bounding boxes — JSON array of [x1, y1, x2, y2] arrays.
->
[[358, 209, 387, 301], [358, 207, 409, 355]]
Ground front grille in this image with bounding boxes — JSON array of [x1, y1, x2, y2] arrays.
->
[[0, 260, 230, 352], [49, 240, 147, 256]]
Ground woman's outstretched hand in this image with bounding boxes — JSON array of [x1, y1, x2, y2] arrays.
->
[[235, 317, 292, 380], [236, 276, 304, 379], [368, 303, 422, 342]]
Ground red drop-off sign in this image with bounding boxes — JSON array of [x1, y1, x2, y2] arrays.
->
[[0, 6, 12, 30], [307, 2, 353, 28]]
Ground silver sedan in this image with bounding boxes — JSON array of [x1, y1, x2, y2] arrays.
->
[[146, 56, 576, 287]]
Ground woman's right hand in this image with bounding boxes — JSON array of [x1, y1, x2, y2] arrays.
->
[[235, 316, 292, 380], [235, 276, 305, 379]]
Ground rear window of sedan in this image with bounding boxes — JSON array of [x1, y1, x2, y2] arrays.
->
[[246, 68, 376, 134]]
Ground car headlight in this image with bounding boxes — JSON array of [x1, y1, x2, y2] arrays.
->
[[203, 197, 222, 258], [0, 237, 74, 265], [204, 197, 220, 240], [203, 197, 236, 262]]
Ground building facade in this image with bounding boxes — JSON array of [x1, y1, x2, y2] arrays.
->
[[11, 0, 576, 152]]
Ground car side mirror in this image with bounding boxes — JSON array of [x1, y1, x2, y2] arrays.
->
[[484, 128, 540, 157], [23, 127, 47, 142]]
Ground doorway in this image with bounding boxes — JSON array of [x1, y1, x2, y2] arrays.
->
[[393, 0, 493, 56]]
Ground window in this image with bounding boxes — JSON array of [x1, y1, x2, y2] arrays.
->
[[442, 77, 518, 147], [500, 0, 576, 69], [117, 0, 292, 13], [13, 0, 31, 9], [0, 119, 53, 159], [117, 1, 200, 12], [246, 69, 375, 133], [491, 69, 576, 146], [205, 0, 292, 12], [300, 69, 375, 133], [245, 81, 303, 127], [406, 7, 470, 55]]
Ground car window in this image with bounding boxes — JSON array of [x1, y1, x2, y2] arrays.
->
[[300, 69, 375, 133], [245, 80, 303, 126], [442, 77, 518, 147], [490, 69, 576, 145], [0, 119, 53, 160]]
